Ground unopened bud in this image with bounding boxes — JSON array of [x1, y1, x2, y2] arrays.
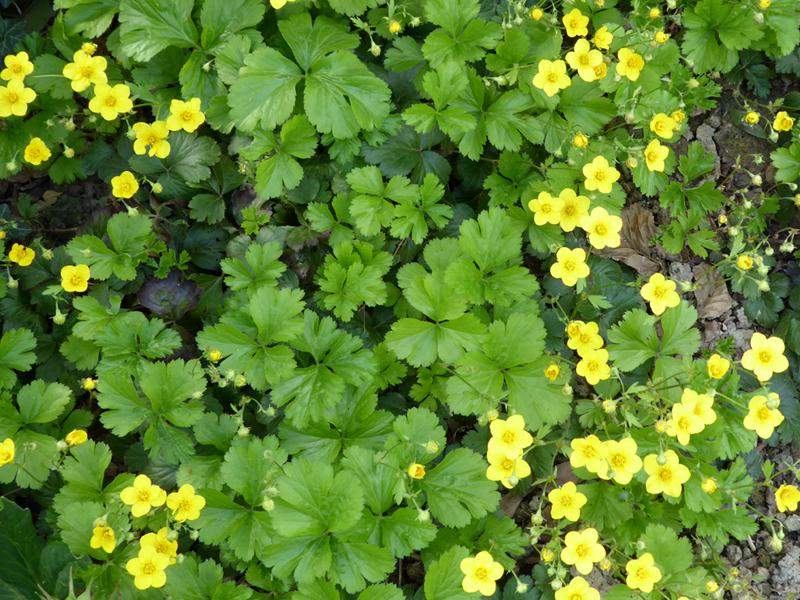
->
[[417, 509, 430, 522], [63, 146, 75, 159], [688, 78, 700, 89], [53, 307, 67, 325], [237, 426, 250, 437], [758, 280, 770, 292], [751, 174, 762, 186], [261, 498, 275, 511], [369, 42, 381, 57]]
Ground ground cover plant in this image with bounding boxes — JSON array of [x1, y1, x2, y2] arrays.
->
[[1, 0, 800, 598]]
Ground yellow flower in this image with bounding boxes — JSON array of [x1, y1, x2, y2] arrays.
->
[[23, 137, 51, 166], [208, 349, 223, 362], [565, 38, 604, 82], [681, 388, 717, 426], [570, 434, 607, 475], [0, 79, 36, 117], [82, 377, 96, 391], [776, 484, 800, 512], [60, 264, 91, 293], [111, 171, 139, 199], [593, 62, 608, 80], [528, 191, 563, 226], [550, 247, 590, 287], [558, 189, 591, 232], [8, 243, 35, 266], [567, 320, 603, 356], [62, 50, 107, 92], [544, 362, 560, 381], [0, 438, 14, 466], [743, 393, 784, 439], [616, 48, 644, 81], [166, 98, 206, 133], [773, 111, 794, 132], [654, 30, 670, 44], [566, 319, 584, 339], [270, 0, 298, 8], [388, 20, 402, 34], [740, 332, 789, 382], [701, 477, 718, 494], [581, 206, 622, 249], [407, 463, 426, 479], [561, 528, 606, 575], [600, 437, 643, 485], [81, 42, 97, 55], [120, 474, 167, 517], [532, 59, 571, 97], [88, 83, 133, 121], [488, 414, 534, 456], [593, 26, 613, 50], [140, 527, 178, 562], [167, 484, 206, 522], [486, 446, 531, 488], [640, 272, 680, 315], [576, 348, 611, 386], [133, 121, 171, 158], [666, 402, 705, 446], [744, 111, 760, 125], [548, 481, 587, 521], [736, 254, 754, 270], [625, 552, 662, 593], [562, 8, 589, 37], [65, 429, 88, 446], [1, 51, 34, 82], [89, 525, 116, 554], [706, 354, 730, 379], [650, 113, 678, 139], [644, 139, 669, 172], [759, 0, 771, 8], [643, 450, 690, 497], [648, 7, 661, 18], [671, 110, 685, 123], [126, 546, 170, 590], [705, 580, 719, 593], [582, 156, 620, 194], [460, 551, 504, 596], [530, 7, 544, 20], [572, 133, 589, 148], [541, 547, 555, 562], [555, 577, 600, 600]]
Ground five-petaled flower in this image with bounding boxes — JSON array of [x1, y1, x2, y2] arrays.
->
[[600, 437, 643, 484], [562, 8, 589, 37], [532, 59, 572, 97], [1, 51, 34, 82], [640, 272, 680, 315], [167, 484, 206, 522], [88, 83, 133, 120], [740, 333, 789, 382], [133, 121, 171, 158], [650, 113, 678, 139], [560, 528, 606, 575], [0, 438, 14, 467], [90, 525, 116, 554], [550, 247, 590, 287], [407, 463, 426, 479], [166, 98, 206, 132], [60, 264, 91, 293], [9, 243, 36, 266], [776, 484, 800, 513], [625, 552, 662, 593], [743, 393, 784, 439], [616, 48, 644, 81], [582, 157, 620, 194], [644, 139, 669, 172], [24, 137, 52, 166], [111, 170, 139, 199], [548, 481, 587, 521], [62, 50, 108, 92], [581, 206, 623, 249], [566, 39, 604, 82], [120, 474, 167, 517], [555, 577, 600, 600], [460, 551, 504, 596], [0, 79, 36, 117], [126, 546, 170, 590], [643, 450, 691, 497]]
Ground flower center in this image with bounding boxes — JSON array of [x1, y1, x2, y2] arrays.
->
[[757, 407, 771, 421], [105, 96, 117, 107], [578, 54, 590, 66], [181, 111, 194, 122], [81, 66, 94, 78], [501, 459, 514, 471], [7, 91, 19, 103], [758, 350, 772, 364], [502, 431, 516, 444], [583, 445, 597, 458], [678, 416, 690, 431], [636, 567, 648, 580], [564, 205, 576, 216], [563, 259, 577, 272], [137, 490, 151, 502], [474, 567, 488, 581], [146, 133, 159, 145], [574, 543, 589, 558], [11, 64, 22, 73], [611, 454, 626, 468], [155, 541, 169, 554], [594, 223, 608, 236], [70, 274, 84, 287], [179, 499, 192, 512], [546, 72, 559, 83], [142, 562, 157, 575], [658, 467, 672, 482], [627, 57, 640, 69], [560, 495, 573, 507], [587, 361, 599, 372]]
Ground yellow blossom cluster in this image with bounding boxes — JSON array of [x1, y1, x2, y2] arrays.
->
[[566, 320, 611, 386], [665, 388, 717, 446], [0, 52, 36, 118], [485, 415, 533, 489]]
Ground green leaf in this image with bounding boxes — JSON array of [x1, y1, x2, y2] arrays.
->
[[164, 556, 254, 600], [607, 309, 659, 371], [390, 174, 453, 244], [251, 115, 318, 199], [199, 0, 264, 49], [558, 79, 616, 135], [130, 133, 221, 196], [328, 539, 395, 593], [119, 0, 199, 62], [1, 430, 59, 489], [386, 315, 484, 368], [196, 285, 305, 390], [577, 482, 633, 530], [195, 489, 273, 562], [639, 524, 693, 578], [327, 0, 379, 16], [771, 143, 800, 183], [54, 0, 118, 38], [660, 301, 700, 357], [16, 380, 72, 424], [0, 328, 36, 389], [221, 242, 286, 294], [52, 441, 116, 516], [420, 449, 499, 527], [272, 311, 377, 427], [679, 141, 716, 182], [228, 46, 303, 132], [358, 584, 404, 600], [422, 0, 502, 67], [221, 436, 287, 507], [97, 360, 206, 462], [424, 545, 472, 600]]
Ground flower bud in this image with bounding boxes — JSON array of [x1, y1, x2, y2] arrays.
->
[[688, 78, 700, 89], [151, 182, 163, 194], [550, 580, 563, 591], [765, 246, 774, 256], [751, 174, 762, 186], [728, 226, 739, 236], [5, 161, 17, 171], [409, 16, 421, 26], [531, 512, 544, 525], [758, 280, 770, 292], [705, 580, 719, 594], [189, 529, 199, 540], [237, 426, 250, 437], [516, 582, 529, 593], [64, 119, 76, 131], [56, 440, 68, 451], [369, 42, 381, 57], [261, 497, 275, 511], [561, 384, 573, 396], [425, 440, 440, 453], [754, 12, 764, 24], [656, 453, 667, 465], [417, 509, 430, 522], [53, 307, 67, 325], [63, 146, 75, 159]]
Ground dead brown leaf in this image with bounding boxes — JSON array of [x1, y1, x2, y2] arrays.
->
[[595, 205, 660, 277], [693, 264, 733, 319]]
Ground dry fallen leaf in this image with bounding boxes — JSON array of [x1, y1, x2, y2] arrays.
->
[[693, 264, 733, 319], [596, 205, 660, 277]]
